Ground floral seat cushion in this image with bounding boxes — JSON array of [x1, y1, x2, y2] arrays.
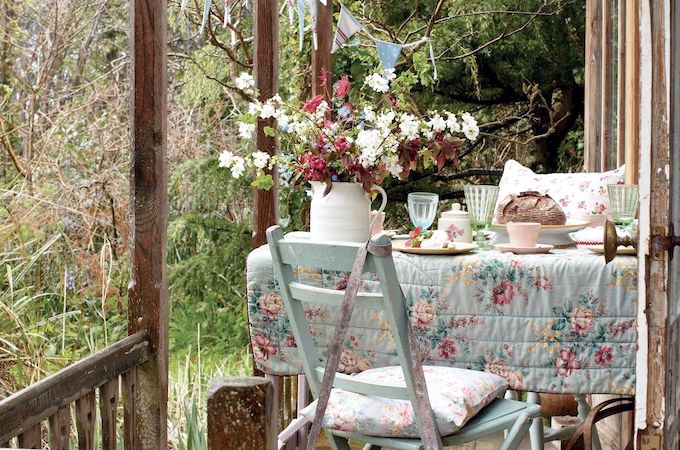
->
[[300, 365, 508, 438], [495, 159, 625, 220]]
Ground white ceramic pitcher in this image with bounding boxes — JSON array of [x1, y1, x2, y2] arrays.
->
[[309, 181, 387, 242]]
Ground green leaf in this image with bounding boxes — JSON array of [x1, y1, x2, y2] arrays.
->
[[263, 126, 276, 137], [251, 174, 274, 190]]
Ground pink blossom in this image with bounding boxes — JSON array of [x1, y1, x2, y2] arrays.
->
[[595, 345, 614, 367], [286, 334, 297, 348], [259, 293, 284, 318], [337, 349, 371, 373], [492, 280, 515, 306], [303, 94, 324, 113], [334, 75, 351, 98], [411, 301, 436, 328], [253, 334, 277, 361], [554, 349, 581, 377], [570, 307, 594, 335], [485, 358, 510, 379], [437, 338, 457, 359]]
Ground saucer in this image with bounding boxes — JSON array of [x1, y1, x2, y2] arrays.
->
[[494, 243, 554, 254]]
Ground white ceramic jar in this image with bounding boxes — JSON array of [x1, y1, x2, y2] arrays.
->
[[309, 181, 387, 242], [437, 203, 473, 243]]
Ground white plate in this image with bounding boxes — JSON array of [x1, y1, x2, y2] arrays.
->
[[586, 245, 637, 256], [490, 220, 589, 246], [494, 243, 554, 254], [392, 241, 478, 255]]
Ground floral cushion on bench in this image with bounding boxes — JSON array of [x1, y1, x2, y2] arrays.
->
[[300, 365, 508, 438], [495, 159, 625, 221]]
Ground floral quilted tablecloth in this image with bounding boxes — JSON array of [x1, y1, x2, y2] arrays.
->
[[246, 240, 637, 394]]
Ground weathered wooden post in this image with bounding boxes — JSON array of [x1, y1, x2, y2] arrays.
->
[[252, 0, 280, 249], [312, 0, 333, 99], [207, 378, 277, 450], [129, 0, 168, 448]]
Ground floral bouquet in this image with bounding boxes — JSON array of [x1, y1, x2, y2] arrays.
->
[[220, 68, 480, 193]]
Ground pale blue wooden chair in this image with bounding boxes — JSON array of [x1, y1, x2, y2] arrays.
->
[[267, 226, 541, 450], [267, 226, 542, 450]]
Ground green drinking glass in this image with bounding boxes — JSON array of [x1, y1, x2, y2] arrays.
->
[[464, 185, 500, 250], [607, 184, 639, 229]]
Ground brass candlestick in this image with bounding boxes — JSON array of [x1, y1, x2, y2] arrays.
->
[[603, 220, 638, 263]]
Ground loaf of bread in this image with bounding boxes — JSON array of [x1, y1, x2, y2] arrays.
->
[[495, 191, 567, 225]]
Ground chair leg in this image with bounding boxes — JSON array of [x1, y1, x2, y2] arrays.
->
[[575, 395, 602, 450], [324, 430, 352, 450], [297, 375, 310, 450], [527, 392, 545, 450], [499, 412, 534, 450]]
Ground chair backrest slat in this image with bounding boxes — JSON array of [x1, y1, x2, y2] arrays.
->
[[289, 282, 384, 310], [313, 368, 410, 400], [266, 226, 443, 448], [277, 239, 377, 273]]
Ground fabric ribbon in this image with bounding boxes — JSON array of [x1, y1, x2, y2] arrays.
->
[[305, 239, 441, 450]]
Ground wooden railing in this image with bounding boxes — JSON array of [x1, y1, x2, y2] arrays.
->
[[0, 332, 151, 449]]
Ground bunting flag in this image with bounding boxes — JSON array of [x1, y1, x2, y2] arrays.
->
[[375, 39, 403, 70], [297, 0, 306, 50], [201, 0, 212, 31], [307, 0, 319, 50], [286, 0, 295, 25], [331, 5, 363, 53]]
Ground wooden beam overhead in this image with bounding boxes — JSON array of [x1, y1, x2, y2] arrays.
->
[[129, 0, 168, 447]]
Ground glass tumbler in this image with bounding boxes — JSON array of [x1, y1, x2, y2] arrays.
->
[[607, 184, 639, 228], [407, 192, 439, 230], [464, 185, 500, 249]]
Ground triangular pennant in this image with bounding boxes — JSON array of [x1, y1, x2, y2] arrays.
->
[[286, 0, 295, 25], [297, 0, 305, 51], [375, 39, 402, 70], [307, 0, 318, 50], [332, 5, 363, 53], [201, 0, 212, 31]]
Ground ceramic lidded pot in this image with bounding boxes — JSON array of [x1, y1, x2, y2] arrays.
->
[[437, 203, 473, 243]]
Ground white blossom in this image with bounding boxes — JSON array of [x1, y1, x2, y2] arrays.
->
[[362, 106, 376, 122], [218, 150, 235, 168], [230, 156, 246, 178], [381, 153, 403, 177], [428, 113, 447, 132], [461, 112, 479, 141], [238, 122, 255, 139], [356, 129, 383, 168], [235, 72, 255, 91], [398, 114, 419, 140], [446, 112, 461, 133], [247, 102, 261, 115], [364, 73, 391, 93], [252, 151, 270, 169], [376, 111, 396, 131], [259, 102, 277, 119]]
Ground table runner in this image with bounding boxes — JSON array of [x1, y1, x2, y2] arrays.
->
[[246, 237, 637, 394]]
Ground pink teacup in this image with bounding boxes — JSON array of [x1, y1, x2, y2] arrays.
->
[[506, 222, 541, 247]]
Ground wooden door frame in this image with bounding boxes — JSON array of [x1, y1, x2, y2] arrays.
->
[[634, 1, 677, 448]]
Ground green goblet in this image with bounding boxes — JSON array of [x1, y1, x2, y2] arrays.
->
[[464, 185, 500, 250], [607, 184, 639, 229]]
